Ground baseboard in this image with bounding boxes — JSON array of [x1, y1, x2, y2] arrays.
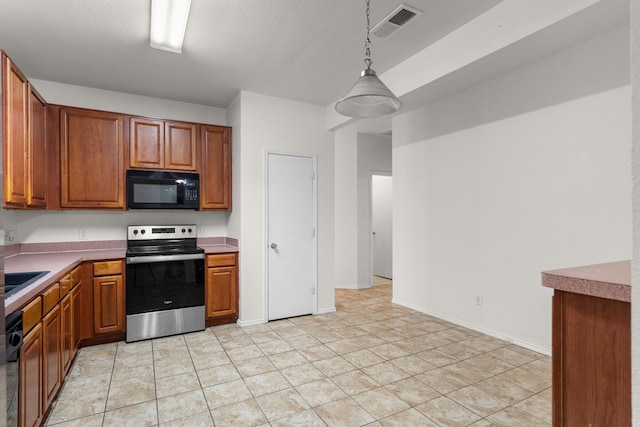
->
[[316, 306, 336, 315], [392, 297, 551, 356], [237, 318, 267, 327], [335, 284, 372, 290]]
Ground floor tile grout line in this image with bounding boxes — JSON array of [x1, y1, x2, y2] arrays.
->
[[47, 284, 550, 426]]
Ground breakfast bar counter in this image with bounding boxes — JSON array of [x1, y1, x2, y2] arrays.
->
[[542, 260, 631, 427]]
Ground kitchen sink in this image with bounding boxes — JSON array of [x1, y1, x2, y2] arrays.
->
[[4, 271, 50, 297]]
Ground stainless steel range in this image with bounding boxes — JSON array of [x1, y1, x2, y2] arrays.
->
[[126, 225, 205, 342]]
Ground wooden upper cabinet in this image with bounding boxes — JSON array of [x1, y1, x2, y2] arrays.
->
[[129, 117, 163, 169], [200, 125, 231, 210], [3, 52, 28, 207], [60, 107, 125, 209], [165, 121, 197, 170], [2, 52, 47, 209], [27, 85, 47, 207], [129, 117, 197, 171]]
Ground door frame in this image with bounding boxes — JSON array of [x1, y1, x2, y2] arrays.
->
[[264, 150, 318, 321], [370, 170, 392, 283]]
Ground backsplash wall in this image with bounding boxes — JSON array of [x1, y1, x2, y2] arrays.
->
[[8, 210, 230, 243]]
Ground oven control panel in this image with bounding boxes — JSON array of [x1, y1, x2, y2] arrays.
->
[[127, 224, 197, 241]]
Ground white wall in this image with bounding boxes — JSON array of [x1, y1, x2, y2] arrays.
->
[[30, 80, 227, 125], [630, 0, 639, 421], [393, 26, 631, 353], [10, 210, 228, 243], [226, 93, 242, 242], [8, 80, 231, 243], [230, 91, 335, 325], [357, 135, 392, 287], [333, 127, 358, 289]]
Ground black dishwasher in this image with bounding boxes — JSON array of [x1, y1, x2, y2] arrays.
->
[[6, 310, 23, 427]]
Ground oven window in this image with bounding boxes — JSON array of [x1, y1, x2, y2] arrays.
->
[[133, 183, 178, 204], [126, 259, 204, 314]]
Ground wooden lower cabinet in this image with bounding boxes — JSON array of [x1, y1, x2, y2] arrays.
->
[[42, 303, 62, 410], [19, 323, 43, 427], [17, 268, 84, 427], [552, 290, 631, 426], [205, 253, 238, 326], [71, 283, 82, 356], [61, 293, 73, 375], [93, 274, 124, 335]]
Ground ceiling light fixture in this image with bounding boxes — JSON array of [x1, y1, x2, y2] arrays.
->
[[335, 0, 403, 118], [150, 0, 192, 53]]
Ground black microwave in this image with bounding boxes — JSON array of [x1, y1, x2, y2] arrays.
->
[[126, 170, 200, 209]]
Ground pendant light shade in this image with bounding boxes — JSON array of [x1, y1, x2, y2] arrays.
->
[[335, 0, 402, 118], [335, 68, 402, 118]]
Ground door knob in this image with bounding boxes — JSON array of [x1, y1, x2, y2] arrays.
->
[[270, 243, 278, 249]]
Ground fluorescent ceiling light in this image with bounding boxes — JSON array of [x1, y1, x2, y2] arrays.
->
[[150, 0, 192, 53]]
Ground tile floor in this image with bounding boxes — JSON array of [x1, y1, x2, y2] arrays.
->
[[44, 283, 551, 426]]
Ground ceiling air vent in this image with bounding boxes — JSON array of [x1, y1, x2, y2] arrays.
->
[[371, 4, 422, 39]]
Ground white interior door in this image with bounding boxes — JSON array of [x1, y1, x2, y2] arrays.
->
[[372, 175, 393, 279], [267, 152, 316, 320]]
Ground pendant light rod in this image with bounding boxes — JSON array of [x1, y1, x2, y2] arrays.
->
[[335, 0, 402, 118], [364, 0, 372, 70]]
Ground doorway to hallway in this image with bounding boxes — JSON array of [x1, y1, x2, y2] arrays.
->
[[371, 174, 392, 280]]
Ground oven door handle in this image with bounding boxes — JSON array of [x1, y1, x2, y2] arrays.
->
[[126, 253, 205, 264]]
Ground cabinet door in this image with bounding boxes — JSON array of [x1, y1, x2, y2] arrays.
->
[[206, 266, 238, 319], [61, 293, 73, 375], [165, 121, 197, 171], [19, 323, 43, 427], [200, 125, 231, 209], [130, 117, 164, 169], [93, 274, 124, 335], [27, 84, 47, 207], [553, 291, 631, 426], [3, 53, 29, 207], [42, 304, 62, 409], [60, 108, 124, 208], [71, 283, 82, 356]]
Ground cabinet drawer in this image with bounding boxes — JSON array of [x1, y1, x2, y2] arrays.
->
[[207, 253, 237, 268], [71, 266, 81, 286], [93, 260, 122, 276], [42, 283, 60, 315], [22, 296, 42, 334], [59, 274, 72, 297]]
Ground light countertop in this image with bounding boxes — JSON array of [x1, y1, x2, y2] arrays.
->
[[4, 239, 238, 314], [542, 260, 630, 302]]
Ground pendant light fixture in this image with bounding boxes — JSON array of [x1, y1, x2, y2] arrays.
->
[[335, 0, 403, 118]]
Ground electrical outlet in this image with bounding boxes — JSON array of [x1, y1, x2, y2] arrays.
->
[[475, 294, 483, 306], [198, 226, 207, 236], [79, 229, 88, 240]]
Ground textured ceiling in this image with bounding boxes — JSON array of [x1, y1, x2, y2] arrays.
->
[[0, 0, 502, 108]]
